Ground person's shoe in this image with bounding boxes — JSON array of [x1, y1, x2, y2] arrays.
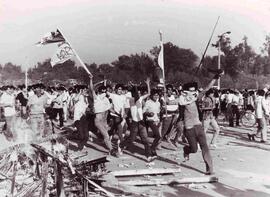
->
[[118, 148, 123, 156], [171, 140, 180, 148], [167, 140, 177, 150], [247, 133, 252, 141], [156, 144, 162, 150], [260, 140, 267, 143], [183, 152, 189, 162], [181, 136, 188, 144], [151, 151, 158, 159], [146, 156, 155, 163], [109, 150, 120, 158], [209, 144, 217, 149], [205, 171, 214, 175]]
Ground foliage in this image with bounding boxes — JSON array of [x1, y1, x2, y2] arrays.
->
[[3, 35, 270, 89]]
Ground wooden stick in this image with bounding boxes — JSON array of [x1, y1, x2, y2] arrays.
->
[[110, 168, 181, 177], [57, 28, 93, 77], [118, 176, 218, 186], [83, 179, 89, 197], [40, 161, 49, 197], [10, 162, 17, 196], [84, 177, 115, 197]]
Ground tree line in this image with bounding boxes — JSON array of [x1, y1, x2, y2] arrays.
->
[[1, 35, 270, 89]]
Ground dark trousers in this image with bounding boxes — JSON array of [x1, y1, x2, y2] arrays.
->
[[110, 116, 124, 142], [121, 121, 151, 157], [184, 124, 213, 173], [147, 121, 161, 153], [229, 105, 240, 126], [161, 116, 176, 139], [74, 114, 90, 148], [52, 108, 64, 127]]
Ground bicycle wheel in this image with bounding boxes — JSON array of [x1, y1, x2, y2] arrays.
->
[[217, 111, 227, 126], [241, 111, 256, 127]]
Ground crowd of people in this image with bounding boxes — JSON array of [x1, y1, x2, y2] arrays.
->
[[0, 71, 269, 176]]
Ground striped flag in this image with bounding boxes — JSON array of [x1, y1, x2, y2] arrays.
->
[[36, 29, 65, 46]]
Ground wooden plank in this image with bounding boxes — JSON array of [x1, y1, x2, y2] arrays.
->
[[118, 176, 218, 186], [110, 168, 181, 177]]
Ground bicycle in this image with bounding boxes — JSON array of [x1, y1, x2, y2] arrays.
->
[[217, 107, 256, 128], [240, 109, 256, 128]]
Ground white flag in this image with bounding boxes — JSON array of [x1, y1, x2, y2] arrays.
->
[[51, 42, 74, 66], [158, 41, 164, 71]]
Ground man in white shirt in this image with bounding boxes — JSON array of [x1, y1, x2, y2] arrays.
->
[[228, 90, 242, 127], [107, 84, 127, 154], [160, 84, 180, 148], [254, 89, 269, 142], [51, 86, 65, 129], [120, 78, 154, 161], [0, 86, 16, 141], [90, 83, 113, 155], [27, 84, 49, 138], [143, 88, 161, 158]]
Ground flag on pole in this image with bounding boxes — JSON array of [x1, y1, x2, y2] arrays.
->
[[157, 41, 164, 84], [50, 42, 74, 66], [158, 41, 164, 71], [37, 28, 92, 77], [36, 29, 65, 46]]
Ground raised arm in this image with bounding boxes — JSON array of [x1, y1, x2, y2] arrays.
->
[[141, 77, 151, 100], [178, 93, 197, 106], [89, 77, 97, 100]]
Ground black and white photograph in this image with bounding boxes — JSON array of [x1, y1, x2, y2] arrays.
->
[[0, 0, 270, 196]]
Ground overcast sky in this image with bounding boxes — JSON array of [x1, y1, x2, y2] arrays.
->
[[1, 0, 270, 70]]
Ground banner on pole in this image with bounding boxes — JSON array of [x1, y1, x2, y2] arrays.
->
[[36, 30, 65, 46], [50, 42, 74, 66], [37, 28, 92, 76], [158, 41, 164, 71]]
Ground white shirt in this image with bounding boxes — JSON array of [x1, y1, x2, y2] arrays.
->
[[109, 93, 127, 116], [166, 95, 179, 112], [143, 99, 161, 122], [130, 97, 144, 122], [94, 93, 111, 114], [28, 94, 49, 115], [226, 93, 234, 104], [45, 91, 57, 105], [255, 96, 269, 119], [73, 94, 88, 122], [0, 92, 16, 117]]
